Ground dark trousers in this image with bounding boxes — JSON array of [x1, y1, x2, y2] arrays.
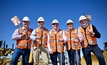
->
[[10, 48, 30, 65], [68, 49, 81, 65], [82, 44, 106, 65], [50, 52, 65, 65]]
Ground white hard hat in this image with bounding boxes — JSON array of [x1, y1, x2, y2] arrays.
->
[[52, 19, 59, 24], [66, 19, 74, 25], [37, 17, 45, 22], [79, 15, 87, 21], [22, 16, 30, 21]]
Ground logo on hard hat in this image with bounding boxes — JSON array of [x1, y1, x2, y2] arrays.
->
[[52, 19, 59, 24], [37, 17, 45, 22], [66, 19, 74, 25]]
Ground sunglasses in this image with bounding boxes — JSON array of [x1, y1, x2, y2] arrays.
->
[[52, 23, 58, 25], [38, 21, 44, 23]]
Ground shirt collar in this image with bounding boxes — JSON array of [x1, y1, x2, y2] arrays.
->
[[38, 26, 44, 30], [22, 26, 29, 30], [52, 29, 59, 34], [67, 28, 74, 32]]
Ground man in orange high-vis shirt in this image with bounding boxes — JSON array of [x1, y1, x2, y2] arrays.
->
[[78, 15, 106, 65], [47, 19, 66, 65], [64, 19, 83, 65], [10, 16, 33, 65], [30, 17, 49, 65]]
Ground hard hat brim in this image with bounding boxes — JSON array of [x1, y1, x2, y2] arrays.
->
[[52, 23, 59, 25], [23, 21, 30, 22], [38, 21, 44, 23], [66, 23, 73, 25], [79, 19, 87, 22]]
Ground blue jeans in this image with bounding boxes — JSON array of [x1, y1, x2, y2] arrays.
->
[[10, 48, 30, 65], [67, 49, 81, 65], [82, 44, 106, 65], [50, 52, 65, 65]]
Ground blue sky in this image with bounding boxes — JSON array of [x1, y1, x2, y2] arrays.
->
[[0, 0, 107, 50]]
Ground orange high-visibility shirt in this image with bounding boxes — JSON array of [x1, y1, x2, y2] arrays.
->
[[79, 24, 97, 48], [49, 29, 64, 53], [16, 28, 32, 49], [65, 29, 81, 50]]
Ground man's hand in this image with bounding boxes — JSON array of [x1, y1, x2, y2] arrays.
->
[[89, 30, 95, 36], [50, 51, 53, 54], [21, 31, 26, 39], [74, 38, 79, 43], [59, 38, 64, 42]]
